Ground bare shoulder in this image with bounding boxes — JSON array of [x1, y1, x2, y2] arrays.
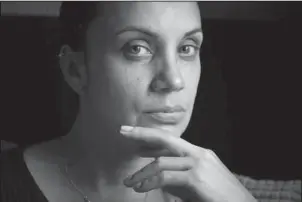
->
[[23, 138, 69, 189], [23, 140, 78, 202]]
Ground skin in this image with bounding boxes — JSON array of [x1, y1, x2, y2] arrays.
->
[[55, 2, 256, 202], [85, 1, 202, 136], [60, 1, 201, 180]]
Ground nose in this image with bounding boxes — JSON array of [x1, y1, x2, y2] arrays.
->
[[150, 59, 185, 93]]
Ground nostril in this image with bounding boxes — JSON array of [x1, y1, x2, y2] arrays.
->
[[150, 63, 185, 93], [150, 77, 184, 93], [151, 79, 166, 91]]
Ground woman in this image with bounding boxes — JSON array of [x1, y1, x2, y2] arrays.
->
[[1, 2, 299, 202]]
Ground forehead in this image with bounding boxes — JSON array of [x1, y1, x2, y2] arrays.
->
[[89, 2, 201, 38]]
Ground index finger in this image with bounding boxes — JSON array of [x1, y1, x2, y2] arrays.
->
[[120, 126, 198, 157]]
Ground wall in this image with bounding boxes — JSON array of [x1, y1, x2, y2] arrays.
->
[[1, 141, 18, 151], [1, 1, 289, 20], [2, 2, 301, 179]]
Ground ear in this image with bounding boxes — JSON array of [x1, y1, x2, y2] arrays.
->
[[58, 45, 88, 95]]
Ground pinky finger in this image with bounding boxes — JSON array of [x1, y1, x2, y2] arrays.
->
[[133, 170, 191, 193]]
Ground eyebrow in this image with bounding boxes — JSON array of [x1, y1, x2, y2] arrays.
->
[[115, 26, 203, 39]]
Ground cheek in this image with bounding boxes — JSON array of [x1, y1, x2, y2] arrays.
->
[[183, 64, 201, 99], [86, 59, 149, 124]]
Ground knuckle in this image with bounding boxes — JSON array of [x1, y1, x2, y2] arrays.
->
[[187, 170, 199, 187], [204, 149, 216, 160], [191, 146, 204, 159], [160, 170, 168, 180], [192, 168, 205, 183], [158, 171, 166, 185], [183, 171, 192, 186], [156, 156, 164, 163], [155, 157, 164, 168], [161, 170, 173, 182], [194, 155, 204, 166], [188, 157, 196, 168]]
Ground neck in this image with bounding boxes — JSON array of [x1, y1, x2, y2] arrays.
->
[[59, 113, 155, 191]]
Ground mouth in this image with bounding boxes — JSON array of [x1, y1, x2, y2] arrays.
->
[[143, 106, 186, 124]]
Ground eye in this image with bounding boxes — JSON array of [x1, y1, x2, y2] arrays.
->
[[130, 45, 150, 54], [179, 45, 198, 57], [123, 43, 152, 57]]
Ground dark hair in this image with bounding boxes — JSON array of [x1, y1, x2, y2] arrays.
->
[[59, 2, 205, 52], [59, 2, 99, 51]]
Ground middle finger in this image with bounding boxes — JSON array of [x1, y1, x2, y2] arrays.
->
[[124, 157, 194, 187]]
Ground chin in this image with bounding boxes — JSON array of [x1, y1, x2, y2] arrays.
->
[[135, 111, 191, 136], [141, 122, 188, 137]]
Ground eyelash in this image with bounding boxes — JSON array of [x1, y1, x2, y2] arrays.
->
[[122, 39, 201, 61], [179, 45, 199, 53], [122, 40, 153, 61], [126, 45, 152, 55]]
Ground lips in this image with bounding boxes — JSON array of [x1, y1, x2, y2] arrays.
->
[[144, 106, 186, 124]]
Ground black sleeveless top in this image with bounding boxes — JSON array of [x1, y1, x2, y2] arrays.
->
[[1, 147, 301, 202], [1, 147, 48, 202]]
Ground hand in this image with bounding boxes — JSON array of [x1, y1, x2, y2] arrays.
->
[[120, 126, 257, 202]]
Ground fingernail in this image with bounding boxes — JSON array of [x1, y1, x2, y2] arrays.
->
[[123, 178, 131, 186], [121, 125, 134, 132], [125, 175, 133, 181], [135, 182, 142, 188], [123, 174, 133, 184]]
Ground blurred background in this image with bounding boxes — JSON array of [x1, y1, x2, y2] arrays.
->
[[1, 2, 301, 180]]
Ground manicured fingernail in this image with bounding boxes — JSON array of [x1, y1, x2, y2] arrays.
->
[[124, 173, 135, 183], [121, 125, 134, 132], [135, 182, 142, 188], [125, 175, 133, 181], [123, 178, 131, 186]]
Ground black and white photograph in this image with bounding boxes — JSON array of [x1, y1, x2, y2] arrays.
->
[[1, 1, 301, 202]]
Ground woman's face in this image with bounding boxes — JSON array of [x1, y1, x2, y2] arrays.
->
[[83, 2, 202, 136]]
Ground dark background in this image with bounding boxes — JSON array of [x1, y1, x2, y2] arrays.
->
[[1, 2, 301, 180]]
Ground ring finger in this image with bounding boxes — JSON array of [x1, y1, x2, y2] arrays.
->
[[133, 170, 191, 193], [124, 157, 194, 187]]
